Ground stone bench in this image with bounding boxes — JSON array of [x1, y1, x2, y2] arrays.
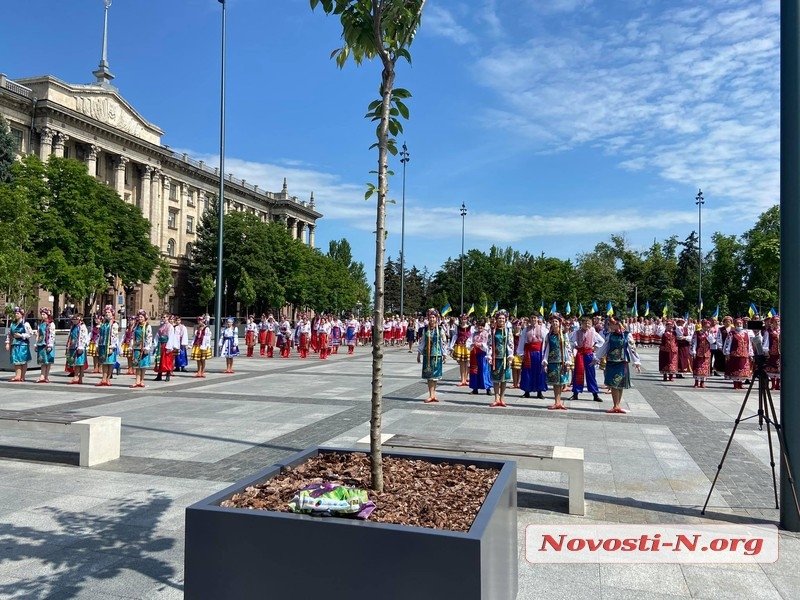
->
[[357, 433, 585, 515], [0, 410, 121, 466]]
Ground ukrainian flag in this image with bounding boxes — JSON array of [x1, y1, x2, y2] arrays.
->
[[662, 303, 668, 318], [578, 303, 585, 317], [467, 303, 475, 316], [748, 302, 757, 318], [550, 301, 557, 315], [441, 303, 452, 317], [712, 305, 719, 319], [591, 300, 599, 314], [483, 299, 488, 316], [769, 307, 777, 317], [565, 301, 571, 316], [644, 301, 650, 317], [606, 301, 614, 317], [699, 296, 704, 311], [490, 301, 499, 316], [540, 300, 545, 316], [632, 304, 638, 317], [684, 312, 690, 320]]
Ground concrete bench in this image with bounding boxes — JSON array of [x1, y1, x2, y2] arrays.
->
[[0, 410, 121, 467], [357, 433, 585, 515]]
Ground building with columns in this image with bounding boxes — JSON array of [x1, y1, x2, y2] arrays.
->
[[0, 67, 320, 316]]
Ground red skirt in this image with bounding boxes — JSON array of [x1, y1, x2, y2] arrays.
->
[[246, 331, 256, 347]]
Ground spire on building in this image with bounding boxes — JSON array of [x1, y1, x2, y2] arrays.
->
[[282, 177, 288, 193], [310, 192, 315, 209], [92, 0, 115, 86]]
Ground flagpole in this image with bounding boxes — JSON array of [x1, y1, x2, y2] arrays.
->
[[696, 189, 704, 320], [213, 0, 227, 356]]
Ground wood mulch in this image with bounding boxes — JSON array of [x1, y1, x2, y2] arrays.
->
[[220, 451, 499, 532]]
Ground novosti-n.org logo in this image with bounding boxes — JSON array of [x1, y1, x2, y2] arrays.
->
[[525, 524, 779, 564]]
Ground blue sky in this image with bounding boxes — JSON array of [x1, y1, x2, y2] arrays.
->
[[1, 0, 779, 275]]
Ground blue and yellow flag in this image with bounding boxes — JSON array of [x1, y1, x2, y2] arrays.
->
[[606, 301, 614, 317], [712, 305, 720, 319], [748, 302, 757, 318], [490, 301, 499, 317], [662, 303, 668, 318], [483, 298, 488, 316], [550, 301, 557, 315], [578, 303, 585, 317], [644, 301, 650, 317], [565, 301, 571, 316], [467, 303, 475, 316], [591, 300, 599, 314], [632, 304, 638, 317], [699, 297, 704, 311], [684, 311, 690, 320], [769, 307, 777, 317], [540, 299, 545, 316], [441, 303, 452, 317]]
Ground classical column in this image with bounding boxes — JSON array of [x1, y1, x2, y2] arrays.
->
[[297, 221, 307, 244], [161, 175, 171, 250], [39, 127, 54, 160], [308, 224, 315, 248], [150, 169, 162, 245], [52, 132, 69, 158], [86, 144, 99, 176], [287, 216, 297, 239], [115, 156, 129, 197], [141, 166, 152, 222]]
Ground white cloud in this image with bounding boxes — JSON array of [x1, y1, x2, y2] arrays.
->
[[473, 1, 779, 205], [423, 5, 476, 45]]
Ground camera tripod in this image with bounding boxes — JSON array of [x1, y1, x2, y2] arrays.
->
[[701, 357, 800, 518]]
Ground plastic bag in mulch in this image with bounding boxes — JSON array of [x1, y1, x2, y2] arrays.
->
[[288, 482, 376, 519]]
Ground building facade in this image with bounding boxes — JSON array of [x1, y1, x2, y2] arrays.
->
[[0, 70, 321, 317]]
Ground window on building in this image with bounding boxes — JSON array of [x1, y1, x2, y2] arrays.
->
[[167, 239, 176, 257], [9, 128, 23, 153], [169, 183, 178, 201], [203, 194, 209, 212], [187, 190, 195, 206], [186, 215, 194, 234], [168, 210, 178, 230]]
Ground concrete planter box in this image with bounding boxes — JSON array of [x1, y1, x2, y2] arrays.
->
[[185, 447, 518, 600]]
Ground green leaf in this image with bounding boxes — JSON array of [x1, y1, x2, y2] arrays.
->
[[394, 99, 409, 120], [393, 88, 412, 99]]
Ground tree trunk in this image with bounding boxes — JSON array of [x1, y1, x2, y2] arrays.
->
[[370, 64, 396, 493]]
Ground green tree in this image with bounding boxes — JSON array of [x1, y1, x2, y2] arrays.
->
[[0, 161, 36, 310], [0, 117, 17, 184], [198, 274, 215, 314], [154, 260, 173, 313], [237, 269, 257, 317], [707, 233, 744, 316], [311, 0, 427, 491], [742, 205, 779, 309]]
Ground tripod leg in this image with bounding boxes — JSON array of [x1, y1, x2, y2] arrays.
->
[[702, 380, 756, 515], [763, 381, 800, 520], [762, 384, 780, 508]]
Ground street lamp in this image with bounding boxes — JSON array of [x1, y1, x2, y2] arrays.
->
[[696, 189, 704, 319], [399, 142, 409, 317], [460, 202, 467, 314], [213, 0, 227, 356]]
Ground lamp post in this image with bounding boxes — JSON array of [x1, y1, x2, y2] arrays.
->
[[399, 142, 409, 317], [696, 189, 704, 319], [460, 202, 467, 315], [213, 0, 227, 355]]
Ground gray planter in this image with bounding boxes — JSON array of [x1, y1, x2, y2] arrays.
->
[[185, 447, 518, 600]]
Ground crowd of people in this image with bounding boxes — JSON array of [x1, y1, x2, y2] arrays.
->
[[4, 305, 781, 404], [413, 309, 641, 414]]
